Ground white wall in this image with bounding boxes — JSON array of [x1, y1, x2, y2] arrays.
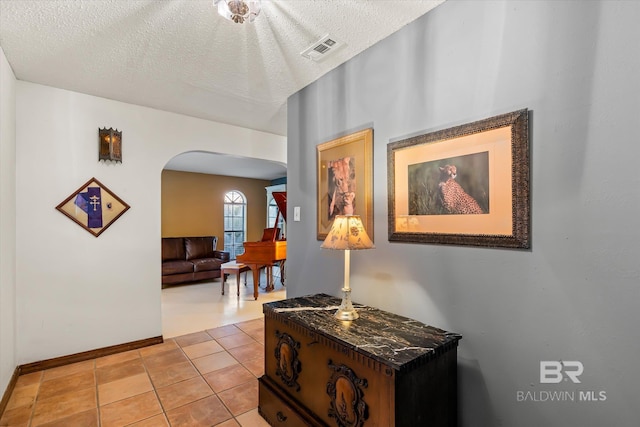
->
[[0, 48, 17, 396], [15, 82, 286, 364], [287, 1, 640, 426]]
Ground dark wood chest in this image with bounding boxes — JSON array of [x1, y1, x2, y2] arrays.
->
[[259, 294, 461, 427]]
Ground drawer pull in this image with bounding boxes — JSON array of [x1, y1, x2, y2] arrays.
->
[[276, 411, 287, 422]]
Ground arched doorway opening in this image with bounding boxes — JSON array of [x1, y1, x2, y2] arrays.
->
[[160, 151, 287, 338]]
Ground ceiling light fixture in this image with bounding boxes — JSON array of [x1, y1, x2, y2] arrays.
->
[[214, 0, 264, 24]]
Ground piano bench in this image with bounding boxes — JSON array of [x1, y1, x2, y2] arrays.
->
[[221, 261, 251, 296]]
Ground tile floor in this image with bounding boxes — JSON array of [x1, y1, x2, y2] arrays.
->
[[1, 272, 287, 427], [162, 268, 287, 338]]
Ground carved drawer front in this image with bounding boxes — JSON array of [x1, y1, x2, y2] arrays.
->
[[259, 377, 316, 427], [265, 316, 394, 426]]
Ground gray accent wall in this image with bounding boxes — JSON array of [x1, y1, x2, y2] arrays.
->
[[286, 1, 640, 426]]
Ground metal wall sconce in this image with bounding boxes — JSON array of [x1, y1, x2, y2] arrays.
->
[[99, 127, 122, 162]]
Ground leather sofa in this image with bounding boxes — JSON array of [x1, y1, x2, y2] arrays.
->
[[162, 236, 230, 287]]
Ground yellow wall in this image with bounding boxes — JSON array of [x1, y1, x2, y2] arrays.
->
[[161, 170, 271, 246]]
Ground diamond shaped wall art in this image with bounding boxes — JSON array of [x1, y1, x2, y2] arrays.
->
[[56, 177, 130, 237]]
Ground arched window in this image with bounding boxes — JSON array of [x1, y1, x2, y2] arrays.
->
[[267, 196, 285, 238], [223, 190, 247, 259]]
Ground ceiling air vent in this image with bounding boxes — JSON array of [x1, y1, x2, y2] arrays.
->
[[301, 34, 344, 62]]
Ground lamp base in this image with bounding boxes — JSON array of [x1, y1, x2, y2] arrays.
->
[[335, 287, 359, 320]]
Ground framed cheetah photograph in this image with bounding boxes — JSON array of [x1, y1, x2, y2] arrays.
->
[[387, 109, 530, 249]]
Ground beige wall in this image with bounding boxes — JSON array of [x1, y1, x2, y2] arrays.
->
[[161, 170, 270, 246]]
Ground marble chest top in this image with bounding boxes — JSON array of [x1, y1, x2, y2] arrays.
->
[[263, 293, 462, 372]]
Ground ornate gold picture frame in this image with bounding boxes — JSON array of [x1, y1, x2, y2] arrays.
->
[[317, 128, 374, 241], [387, 109, 529, 249]]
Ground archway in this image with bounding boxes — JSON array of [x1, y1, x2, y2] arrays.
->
[[160, 151, 286, 338]]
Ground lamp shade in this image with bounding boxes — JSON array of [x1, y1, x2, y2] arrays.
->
[[321, 215, 374, 251]]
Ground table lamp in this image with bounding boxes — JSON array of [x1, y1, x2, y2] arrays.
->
[[321, 215, 374, 320]]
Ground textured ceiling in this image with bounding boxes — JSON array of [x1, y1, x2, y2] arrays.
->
[[0, 0, 444, 177]]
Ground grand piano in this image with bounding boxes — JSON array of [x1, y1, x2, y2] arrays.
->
[[236, 191, 286, 300]]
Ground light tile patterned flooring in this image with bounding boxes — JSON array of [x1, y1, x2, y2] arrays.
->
[[1, 274, 286, 426], [162, 269, 286, 338]]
